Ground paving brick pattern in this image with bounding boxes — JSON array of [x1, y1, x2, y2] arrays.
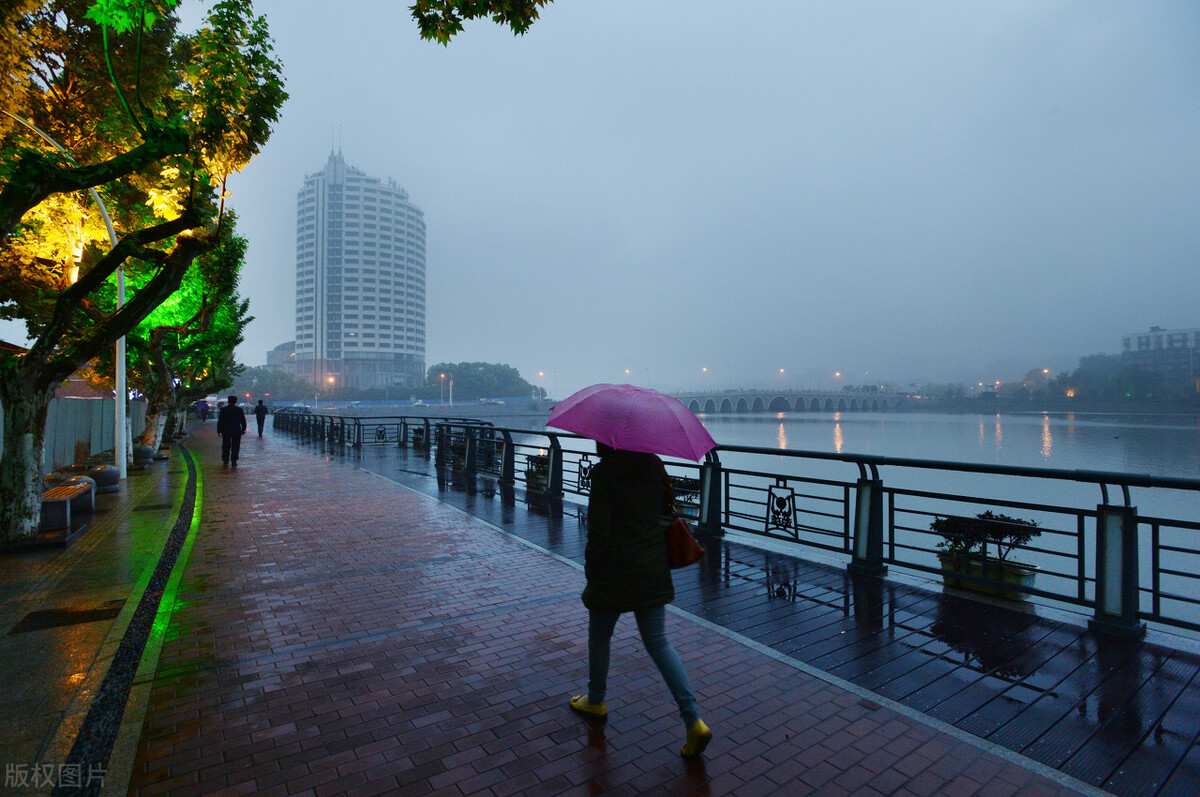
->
[[127, 431, 1085, 795]]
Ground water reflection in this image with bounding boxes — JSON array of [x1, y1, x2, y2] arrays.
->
[[776, 422, 788, 450], [833, 415, 844, 454], [1041, 414, 1053, 458], [930, 597, 1031, 679]]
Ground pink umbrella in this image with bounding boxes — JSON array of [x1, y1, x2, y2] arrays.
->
[[547, 383, 717, 462]]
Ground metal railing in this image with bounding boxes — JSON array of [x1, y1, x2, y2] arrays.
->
[[277, 414, 1200, 637], [272, 411, 491, 449]]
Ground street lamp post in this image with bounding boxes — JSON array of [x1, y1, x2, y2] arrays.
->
[[5, 111, 125, 480]]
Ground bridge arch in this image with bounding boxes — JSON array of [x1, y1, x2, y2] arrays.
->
[[688, 400, 702, 413], [808, 397, 821, 412], [736, 397, 749, 413], [767, 396, 790, 412], [752, 397, 766, 412], [703, 399, 717, 414], [719, 398, 734, 413], [837, 398, 848, 412]]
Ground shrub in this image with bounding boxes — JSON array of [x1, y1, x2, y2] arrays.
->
[[932, 511, 1040, 562]]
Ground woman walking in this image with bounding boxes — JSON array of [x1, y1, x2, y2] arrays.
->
[[569, 443, 712, 757]]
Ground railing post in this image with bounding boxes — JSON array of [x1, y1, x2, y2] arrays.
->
[[699, 451, 723, 535], [546, 437, 564, 498], [499, 431, 515, 486], [1090, 504, 1145, 638], [464, 427, 477, 475], [399, 420, 408, 448], [848, 477, 887, 577], [435, 423, 448, 466]]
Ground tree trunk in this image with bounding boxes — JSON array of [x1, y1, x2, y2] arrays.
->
[[0, 374, 54, 543], [139, 407, 169, 451], [137, 335, 177, 452]]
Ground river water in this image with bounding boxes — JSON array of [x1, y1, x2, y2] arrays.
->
[[696, 410, 1200, 478]]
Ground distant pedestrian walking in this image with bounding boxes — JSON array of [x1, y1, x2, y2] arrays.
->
[[569, 442, 712, 757], [216, 395, 247, 466], [197, 400, 210, 423], [253, 400, 268, 436]]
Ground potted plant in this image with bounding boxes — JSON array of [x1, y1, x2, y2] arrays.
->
[[525, 454, 549, 493], [670, 475, 702, 519], [932, 511, 1040, 600]]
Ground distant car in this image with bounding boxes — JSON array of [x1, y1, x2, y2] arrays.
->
[[488, 399, 505, 405], [413, 400, 426, 406]]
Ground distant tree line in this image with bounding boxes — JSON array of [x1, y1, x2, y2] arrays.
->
[[415, 362, 545, 401], [1046, 355, 1163, 401], [230, 362, 546, 403]]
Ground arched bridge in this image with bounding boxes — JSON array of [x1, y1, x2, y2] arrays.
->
[[670, 390, 905, 414]]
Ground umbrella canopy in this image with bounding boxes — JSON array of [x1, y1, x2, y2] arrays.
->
[[547, 383, 717, 462]]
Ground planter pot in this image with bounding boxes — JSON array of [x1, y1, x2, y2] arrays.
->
[[525, 455, 549, 493], [937, 552, 1038, 600], [670, 476, 701, 519]]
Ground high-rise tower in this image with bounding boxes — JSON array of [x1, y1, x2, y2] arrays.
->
[[294, 151, 426, 390]]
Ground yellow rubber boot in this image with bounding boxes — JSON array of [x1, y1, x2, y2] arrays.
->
[[569, 695, 608, 717], [681, 718, 712, 757]]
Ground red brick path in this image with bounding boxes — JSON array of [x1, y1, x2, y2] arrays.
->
[[127, 430, 1087, 795]]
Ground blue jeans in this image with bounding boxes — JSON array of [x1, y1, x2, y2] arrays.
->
[[588, 605, 700, 726]]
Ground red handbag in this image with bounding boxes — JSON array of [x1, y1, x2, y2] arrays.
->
[[665, 515, 705, 569]]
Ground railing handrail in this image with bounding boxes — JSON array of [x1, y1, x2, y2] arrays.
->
[[708, 443, 1200, 493], [287, 412, 1200, 494]]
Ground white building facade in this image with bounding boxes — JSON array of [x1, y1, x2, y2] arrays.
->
[[294, 151, 426, 390]]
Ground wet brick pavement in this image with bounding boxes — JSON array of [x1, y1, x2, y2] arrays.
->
[[126, 429, 1089, 796]]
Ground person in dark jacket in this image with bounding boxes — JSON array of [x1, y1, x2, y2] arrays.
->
[[216, 395, 247, 466], [253, 400, 268, 436], [570, 443, 712, 757]]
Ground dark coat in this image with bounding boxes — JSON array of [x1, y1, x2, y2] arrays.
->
[[582, 450, 675, 612], [217, 403, 247, 436]]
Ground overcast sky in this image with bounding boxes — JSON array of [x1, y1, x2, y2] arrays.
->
[[9, 1, 1199, 396]]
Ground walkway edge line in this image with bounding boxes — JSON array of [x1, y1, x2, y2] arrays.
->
[[100, 444, 203, 797], [367, 470, 1109, 797], [40, 472, 188, 773]]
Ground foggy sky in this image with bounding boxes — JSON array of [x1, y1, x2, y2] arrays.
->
[[8, 1, 1199, 397]]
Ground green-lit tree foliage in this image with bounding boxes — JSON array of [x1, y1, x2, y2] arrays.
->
[[410, 0, 554, 43], [0, 0, 285, 542], [101, 213, 252, 449]]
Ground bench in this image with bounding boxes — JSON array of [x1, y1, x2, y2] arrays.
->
[[41, 482, 95, 531]]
